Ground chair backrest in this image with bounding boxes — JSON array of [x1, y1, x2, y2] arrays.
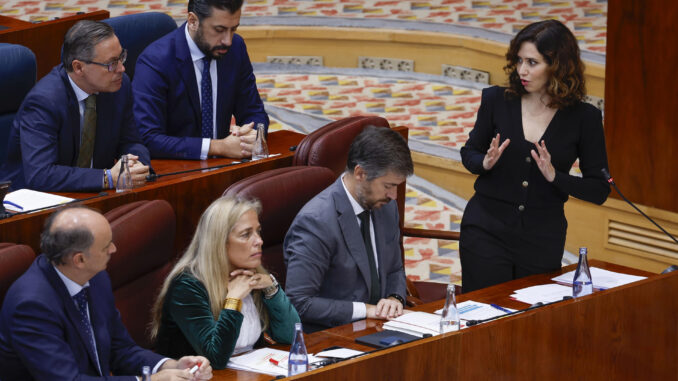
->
[[293, 116, 390, 177], [104, 199, 176, 349], [0, 243, 36, 307], [0, 43, 36, 165], [223, 166, 336, 288], [104, 12, 177, 80]]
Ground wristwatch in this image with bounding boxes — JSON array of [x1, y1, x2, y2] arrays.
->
[[263, 274, 279, 299]]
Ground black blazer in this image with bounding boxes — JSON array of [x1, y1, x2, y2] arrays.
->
[[460, 86, 610, 209]]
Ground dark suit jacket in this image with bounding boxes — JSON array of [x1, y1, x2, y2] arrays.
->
[[132, 24, 269, 159], [0, 65, 151, 192], [0, 254, 164, 380], [283, 177, 407, 331]]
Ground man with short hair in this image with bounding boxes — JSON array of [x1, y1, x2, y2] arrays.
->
[[0, 206, 212, 380], [284, 126, 413, 332], [133, 0, 268, 160], [0, 20, 151, 192]]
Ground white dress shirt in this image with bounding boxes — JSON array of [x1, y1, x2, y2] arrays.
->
[[232, 294, 263, 355]]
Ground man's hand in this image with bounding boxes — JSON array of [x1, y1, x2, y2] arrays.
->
[[109, 154, 148, 188], [156, 356, 212, 380], [366, 297, 404, 320], [208, 122, 256, 158]]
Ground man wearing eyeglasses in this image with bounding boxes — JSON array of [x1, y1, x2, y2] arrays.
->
[[132, 0, 269, 160], [0, 20, 151, 192]]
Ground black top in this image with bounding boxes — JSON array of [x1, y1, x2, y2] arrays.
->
[[460, 86, 610, 209]]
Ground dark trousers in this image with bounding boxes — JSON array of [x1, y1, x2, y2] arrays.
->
[[459, 194, 566, 293]]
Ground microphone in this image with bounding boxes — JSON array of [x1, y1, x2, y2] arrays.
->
[[465, 297, 571, 327], [145, 159, 249, 182], [601, 168, 678, 245], [0, 192, 108, 220]]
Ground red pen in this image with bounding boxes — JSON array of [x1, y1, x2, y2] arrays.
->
[[268, 358, 279, 366], [189, 361, 202, 374]]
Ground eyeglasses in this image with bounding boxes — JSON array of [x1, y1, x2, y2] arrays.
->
[[82, 49, 127, 72]]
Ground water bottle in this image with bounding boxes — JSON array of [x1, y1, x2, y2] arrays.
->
[[439, 284, 460, 333], [115, 155, 133, 193], [252, 123, 269, 160], [288, 322, 308, 376], [573, 247, 593, 298], [141, 365, 151, 381]]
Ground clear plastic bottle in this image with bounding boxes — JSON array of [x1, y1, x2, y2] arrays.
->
[[573, 247, 593, 298], [252, 123, 269, 160], [141, 365, 151, 381], [115, 155, 133, 193], [288, 322, 308, 376], [439, 284, 460, 333]]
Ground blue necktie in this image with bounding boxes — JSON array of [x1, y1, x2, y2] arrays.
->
[[201, 56, 213, 139], [73, 287, 101, 374]]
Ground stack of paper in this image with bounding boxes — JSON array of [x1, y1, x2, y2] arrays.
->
[[435, 300, 516, 321], [510, 284, 573, 304], [552, 267, 646, 289], [383, 311, 467, 337], [227, 348, 321, 376], [3, 189, 74, 212]]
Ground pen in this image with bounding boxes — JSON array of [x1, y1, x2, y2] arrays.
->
[[189, 362, 201, 374], [2, 200, 23, 211], [490, 303, 512, 314], [269, 358, 286, 369]]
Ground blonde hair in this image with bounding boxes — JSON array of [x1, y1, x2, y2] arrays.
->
[[150, 196, 269, 341]]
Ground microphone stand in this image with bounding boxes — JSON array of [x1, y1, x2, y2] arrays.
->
[[601, 169, 678, 245], [146, 159, 249, 182], [466, 297, 573, 327]]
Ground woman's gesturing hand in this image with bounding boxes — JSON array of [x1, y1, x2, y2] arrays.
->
[[482, 133, 511, 170]]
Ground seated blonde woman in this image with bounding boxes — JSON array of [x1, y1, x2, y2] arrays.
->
[[150, 196, 300, 369]]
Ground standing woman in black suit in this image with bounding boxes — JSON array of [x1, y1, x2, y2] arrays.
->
[[459, 19, 611, 293]]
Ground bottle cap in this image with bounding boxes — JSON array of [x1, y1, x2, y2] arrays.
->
[[579, 247, 588, 255]]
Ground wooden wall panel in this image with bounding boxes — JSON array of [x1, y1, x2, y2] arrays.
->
[[605, 1, 678, 212]]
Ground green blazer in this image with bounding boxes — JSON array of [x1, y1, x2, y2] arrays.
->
[[155, 273, 300, 369]]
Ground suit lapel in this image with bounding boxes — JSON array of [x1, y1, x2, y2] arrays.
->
[[372, 206, 389, 297], [175, 25, 201, 131], [88, 280, 109, 375], [215, 59, 228, 139], [93, 93, 113, 168], [332, 180, 373, 296], [59, 67, 83, 166], [37, 256, 102, 374]]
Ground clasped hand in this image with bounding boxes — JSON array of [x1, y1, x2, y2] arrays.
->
[[226, 269, 273, 300], [110, 154, 149, 188], [208, 122, 256, 158], [366, 297, 404, 320], [154, 355, 212, 380]]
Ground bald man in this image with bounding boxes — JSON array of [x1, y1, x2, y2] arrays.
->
[[0, 207, 213, 380]]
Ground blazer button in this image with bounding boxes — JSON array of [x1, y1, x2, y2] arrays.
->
[[518, 205, 525, 212], [522, 181, 528, 188], [525, 156, 531, 163]]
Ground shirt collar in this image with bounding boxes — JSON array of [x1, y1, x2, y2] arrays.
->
[[184, 23, 206, 63], [67, 74, 90, 103], [53, 265, 90, 298], [341, 173, 366, 217]]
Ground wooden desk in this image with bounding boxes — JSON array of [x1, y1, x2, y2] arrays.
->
[[0, 130, 304, 256], [213, 261, 676, 380], [0, 11, 110, 79]]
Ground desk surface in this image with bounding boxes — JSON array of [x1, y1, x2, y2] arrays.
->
[[0, 130, 305, 255], [212, 260, 664, 380]]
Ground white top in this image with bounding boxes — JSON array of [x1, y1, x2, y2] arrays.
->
[[340, 174, 380, 321], [184, 24, 218, 160], [232, 294, 262, 355]]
